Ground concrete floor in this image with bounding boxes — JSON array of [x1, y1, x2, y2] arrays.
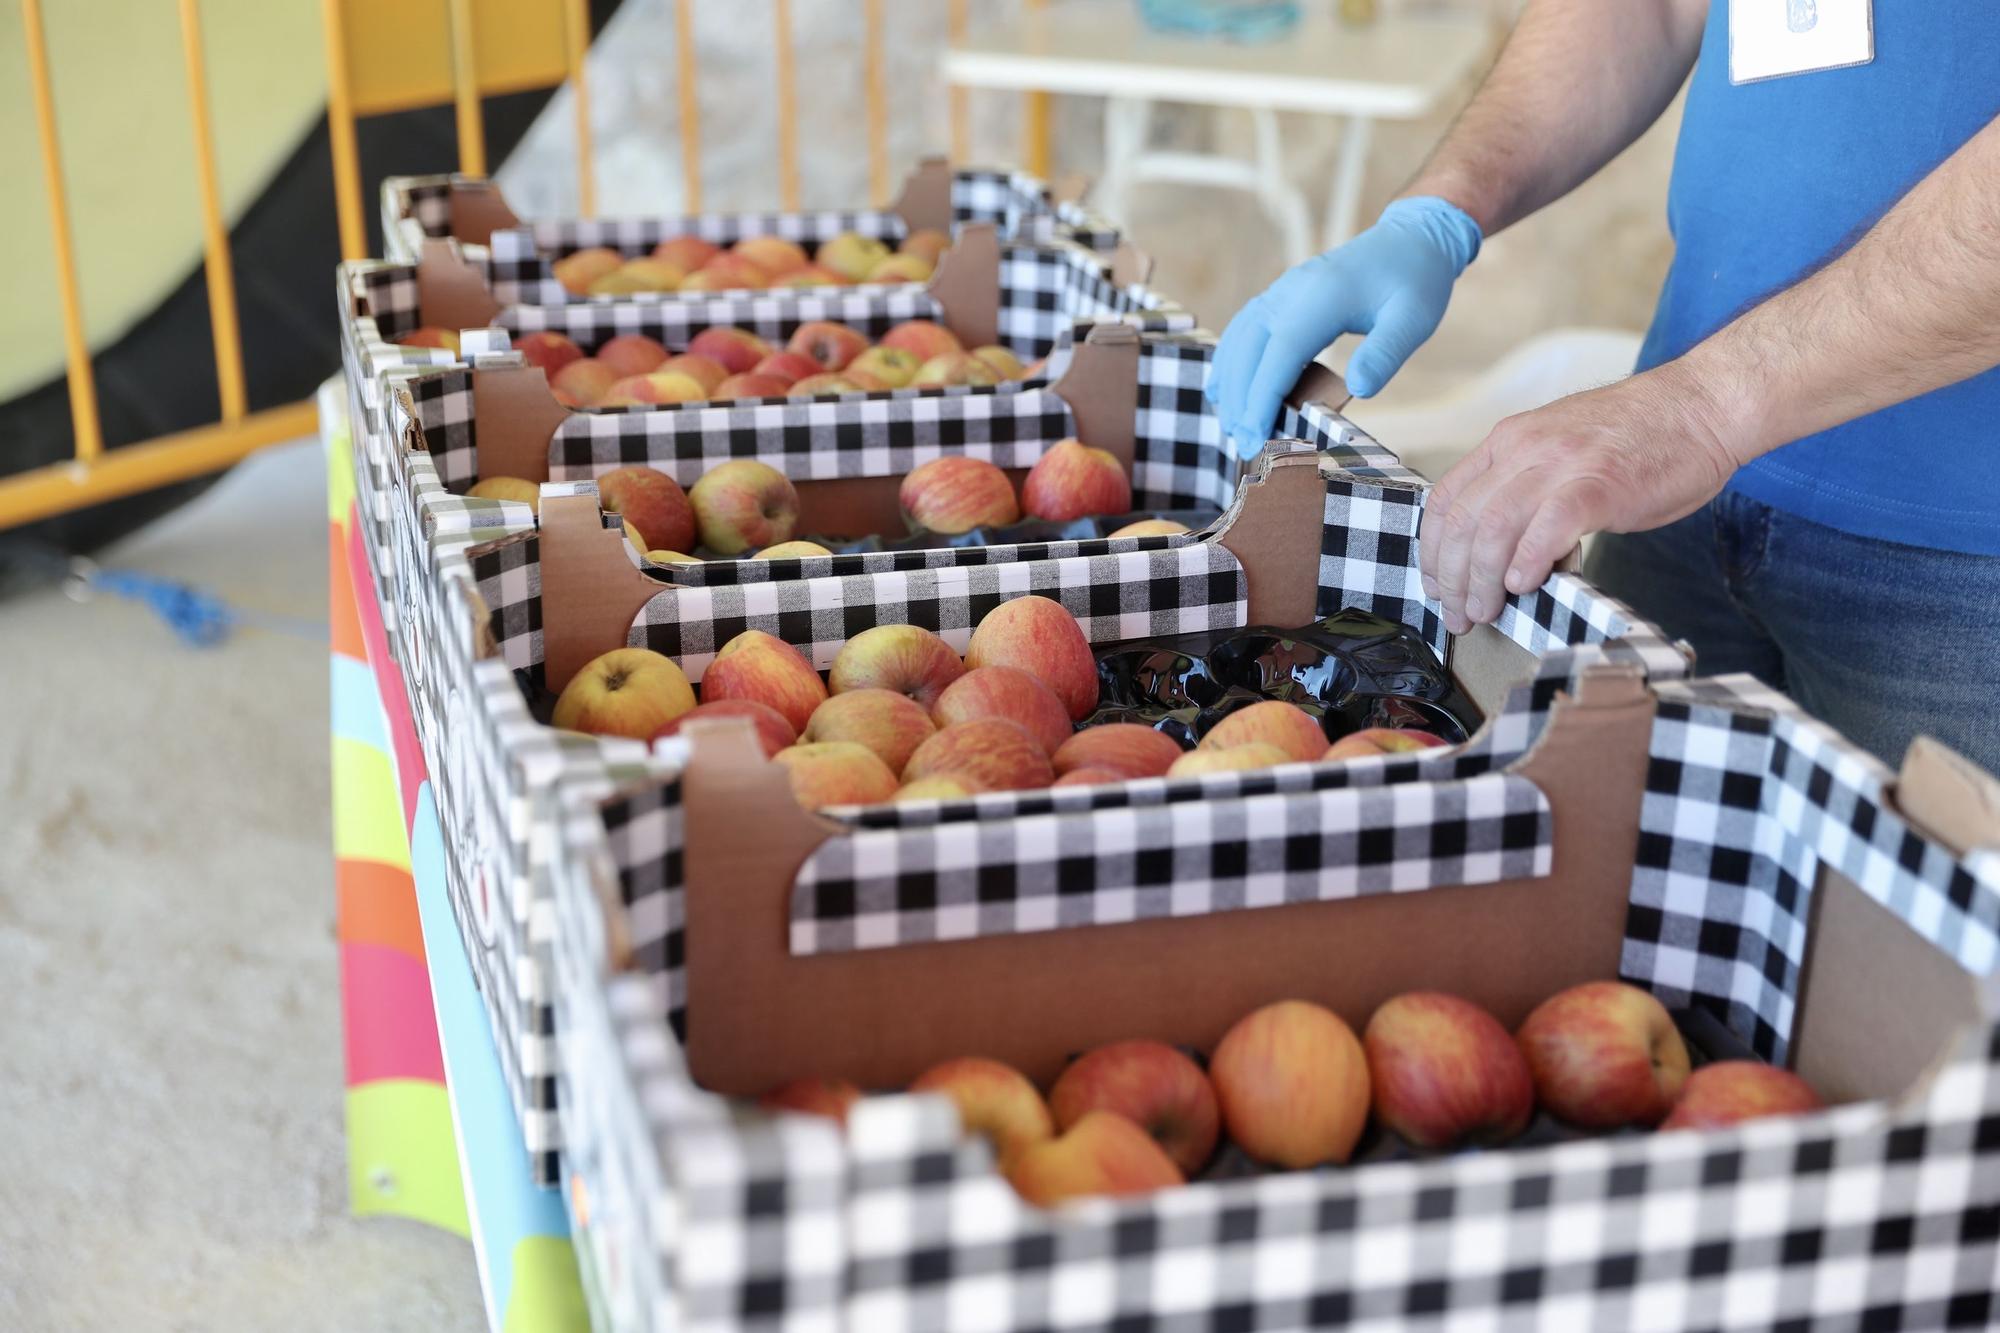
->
[[0, 441, 482, 1331]]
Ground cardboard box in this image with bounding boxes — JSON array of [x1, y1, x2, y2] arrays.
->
[[545, 626, 2000, 1330], [381, 158, 1130, 281]]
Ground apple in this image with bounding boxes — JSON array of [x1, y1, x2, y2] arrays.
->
[[970, 345, 1025, 380], [467, 476, 540, 510], [774, 742, 898, 810], [1365, 992, 1535, 1151], [1048, 1039, 1219, 1176], [844, 371, 889, 392], [1210, 1000, 1371, 1169], [899, 457, 1019, 535], [682, 253, 770, 292], [732, 235, 810, 275], [932, 667, 1071, 756], [816, 231, 892, 282], [898, 228, 951, 265], [689, 460, 800, 555], [881, 319, 963, 363], [758, 1076, 862, 1124], [902, 719, 1054, 792], [846, 346, 921, 389], [965, 595, 1098, 721], [652, 235, 721, 272], [786, 320, 870, 371], [865, 253, 934, 284], [1199, 701, 1327, 764], [645, 550, 700, 565], [893, 776, 975, 802], [552, 245, 624, 294], [1515, 981, 1691, 1130], [787, 373, 867, 397], [713, 373, 792, 401], [394, 327, 459, 352], [622, 521, 646, 552], [775, 264, 846, 288], [751, 351, 825, 385], [700, 629, 827, 733], [1021, 439, 1132, 522], [753, 540, 833, 559], [829, 625, 966, 709], [1165, 743, 1292, 777], [1050, 767, 1125, 788], [1660, 1061, 1823, 1132], [908, 1056, 1053, 1160], [551, 648, 695, 740], [803, 688, 936, 774], [1052, 724, 1183, 780], [1109, 519, 1190, 538], [657, 353, 728, 394], [602, 372, 707, 407], [911, 352, 1002, 388], [654, 698, 797, 759], [1006, 1110, 1184, 1207], [687, 328, 773, 375], [551, 358, 617, 406], [587, 257, 685, 295], [1323, 727, 1450, 761], [596, 334, 670, 379], [597, 466, 696, 555], [514, 331, 583, 374]]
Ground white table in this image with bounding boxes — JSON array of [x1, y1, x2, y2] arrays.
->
[[944, 2, 1493, 264]]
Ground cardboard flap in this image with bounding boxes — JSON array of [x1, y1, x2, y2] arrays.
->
[[416, 238, 505, 331], [1288, 361, 1353, 416], [448, 179, 524, 246], [1214, 451, 1328, 628], [471, 364, 571, 484], [1048, 323, 1140, 472], [1895, 736, 2000, 857], [889, 156, 955, 236], [539, 492, 667, 693], [926, 223, 1000, 350], [1050, 171, 1093, 207], [1109, 241, 1156, 290]]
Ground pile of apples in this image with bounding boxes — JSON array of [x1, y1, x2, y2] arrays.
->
[[551, 596, 1444, 804], [393, 317, 1038, 409], [553, 228, 949, 297], [763, 981, 1825, 1208], [468, 433, 1169, 560]]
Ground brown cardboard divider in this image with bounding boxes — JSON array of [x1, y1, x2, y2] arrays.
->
[[539, 493, 668, 693], [1217, 451, 1344, 628], [678, 663, 1657, 1096], [415, 238, 506, 332], [469, 364, 572, 485], [1047, 323, 1140, 470], [888, 157, 955, 237], [445, 178, 525, 246], [1287, 361, 1354, 417], [925, 223, 1001, 351]]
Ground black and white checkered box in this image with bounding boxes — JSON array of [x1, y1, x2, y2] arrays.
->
[[546, 642, 2000, 1332], [381, 162, 1127, 283]]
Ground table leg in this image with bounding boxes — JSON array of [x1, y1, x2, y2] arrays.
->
[[1324, 115, 1375, 249], [1249, 106, 1314, 266], [1099, 95, 1151, 231]]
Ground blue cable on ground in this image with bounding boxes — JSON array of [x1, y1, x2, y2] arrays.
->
[[62, 557, 325, 649]]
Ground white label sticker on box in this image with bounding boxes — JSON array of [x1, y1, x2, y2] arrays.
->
[[1730, 0, 1874, 84]]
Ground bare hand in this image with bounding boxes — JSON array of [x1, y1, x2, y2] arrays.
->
[[1418, 363, 1744, 634]]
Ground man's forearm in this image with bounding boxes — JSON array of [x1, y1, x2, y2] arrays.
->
[[1406, 0, 1708, 235], [1677, 114, 2000, 466]]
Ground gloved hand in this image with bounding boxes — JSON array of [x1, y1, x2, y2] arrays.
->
[[1205, 196, 1482, 460]]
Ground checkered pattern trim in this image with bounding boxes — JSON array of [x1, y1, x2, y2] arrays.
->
[[381, 173, 456, 262], [649, 531, 1202, 588], [548, 674, 2000, 1333], [790, 771, 1552, 955], [626, 543, 1248, 681]]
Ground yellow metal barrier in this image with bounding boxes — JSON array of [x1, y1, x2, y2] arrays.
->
[[0, 1, 1034, 532]]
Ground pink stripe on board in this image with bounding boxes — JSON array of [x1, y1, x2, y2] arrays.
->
[[342, 941, 447, 1085], [344, 512, 428, 828]]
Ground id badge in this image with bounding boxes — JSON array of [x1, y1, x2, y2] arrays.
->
[[1729, 0, 1874, 84]]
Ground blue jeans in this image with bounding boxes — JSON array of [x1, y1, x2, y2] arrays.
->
[[1586, 491, 2000, 775]]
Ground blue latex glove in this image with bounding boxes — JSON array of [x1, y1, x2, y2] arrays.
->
[[1205, 196, 1482, 460]]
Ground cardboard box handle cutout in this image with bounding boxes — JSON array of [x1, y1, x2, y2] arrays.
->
[[675, 663, 1657, 1094], [887, 156, 955, 237], [445, 178, 524, 247]]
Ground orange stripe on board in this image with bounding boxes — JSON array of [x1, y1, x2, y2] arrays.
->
[[329, 521, 367, 661], [336, 857, 428, 960]]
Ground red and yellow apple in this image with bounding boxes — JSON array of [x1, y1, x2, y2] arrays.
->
[[1048, 1039, 1219, 1176], [908, 1056, 1053, 1160], [865, 253, 934, 284], [911, 352, 1002, 388], [551, 357, 618, 406], [1005, 1110, 1184, 1207], [700, 629, 827, 733], [588, 257, 685, 295], [713, 372, 792, 400], [758, 1076, 862, 1124], [1109, 519, 1190, 538], [1323, 727, 1450, 761], [1209, 1000, 1371, 1169], [786, 321, 870, 371], [846, 346, 921, 388], [816, 232, 892, 282], [1659, 1061, 1822, 1132], [893, 776, 975, 802], [1050, 767, 1125, 788], [467, 476, 540, 510], [880, 319, 962, 363], [687, 328, 773, 376], [602, 371, 707, 407], [1166, 744, 1292, 777], [774, 742, 898, 810], [553, 245, 624, 294], [689, 460, 800, 555], [1515, 981, 1691, 1130], [1199, 701, 1327, 765], [596, 333, 671, 379], [394, 327, 459, 352], [829, 625, 966, 709], [653, 697, 797, 759], [965, 595, 1099, 721], [682, 253, 770, 292], [551, 648, 695, 740], [732, 235, 809, 275], [787, 372, 866, 397], [775, 264, 846, 288], [931, 667, 1071, 757], [658, 353, 729, 393], [898, 228, 951, 265], [751, 350, 824, 385], [902, 720, 1054, 792], [970, 345, 1026, 380], [1365, 991, 1535, 1150], [597, 466, 696, 554], [753, 540, 832, 559], [651, 235, 721, 273], [1021, 439, 1132, 522], [515, 331, 583, 374], [1051, 724, 1183, 780], [803, 688, 937, 774], [899, 457, 1020, 535]]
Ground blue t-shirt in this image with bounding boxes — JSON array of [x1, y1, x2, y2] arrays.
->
[[1637, 2, 2000, 555]]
